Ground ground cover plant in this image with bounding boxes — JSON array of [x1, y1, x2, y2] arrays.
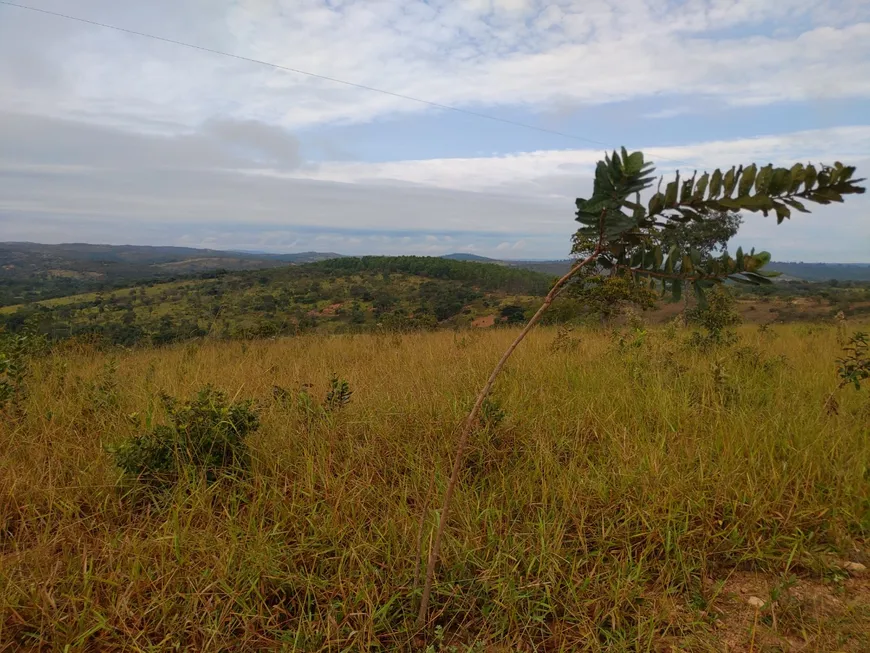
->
[[2, 322, 870, 650], [2, 150, 868, 651]]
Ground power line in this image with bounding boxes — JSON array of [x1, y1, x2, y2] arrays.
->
[[0, 0, 692, 166]]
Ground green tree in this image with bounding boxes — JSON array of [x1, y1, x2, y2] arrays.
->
[[657, 210, 741, 255], [418, 149, 866, 624], [499, 304, 526, 325], [565, 271, 657, 324]]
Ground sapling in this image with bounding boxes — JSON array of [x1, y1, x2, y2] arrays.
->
[[417, 149, 866, 625]]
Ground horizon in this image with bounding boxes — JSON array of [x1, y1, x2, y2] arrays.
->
[[1, 1, 868, 261], [5, 240, 870, 266]]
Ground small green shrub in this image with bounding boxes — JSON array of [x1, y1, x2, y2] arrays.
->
[[479, 397, 506, 430], [325, 374, 353, 411], [838, 332, 869, 390], [0, 331, 42, 414], [111, 386, 260, 484], [686, 286, 742, 350], [549, 326, 580, 352]]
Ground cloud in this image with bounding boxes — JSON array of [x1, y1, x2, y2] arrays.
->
[[0, 2, 867, 261], [1, 1, 869, 131], [0, 111, 867, 261], [643, 107, 692, 120], [265, 125, 870, 194]]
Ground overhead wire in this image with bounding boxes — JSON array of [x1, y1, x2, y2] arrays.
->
[[0, 0, 694, 167]]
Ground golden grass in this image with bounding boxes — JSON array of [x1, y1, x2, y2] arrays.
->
[[2, 324, 870, 651]]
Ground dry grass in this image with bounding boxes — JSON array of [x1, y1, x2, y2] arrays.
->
[[2, 323, 870, 651]]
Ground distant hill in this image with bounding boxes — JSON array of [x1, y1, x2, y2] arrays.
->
[[0, 242, 343, 306], [444, 252, 870, 281], [442, 253, 572, 276], [442, 253, 499, 262], [767, 262, 870, 282], [5, 241, 868, 310], [1, 255, 554, 345]]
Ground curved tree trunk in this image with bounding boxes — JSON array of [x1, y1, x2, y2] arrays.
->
[[416, 247, 601, 627]]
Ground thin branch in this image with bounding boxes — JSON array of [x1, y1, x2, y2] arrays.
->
[[416, 238, 604, 628], [611, 264, 712, 282]]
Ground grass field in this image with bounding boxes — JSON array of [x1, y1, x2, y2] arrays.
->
[[2, 323, 870, 651]]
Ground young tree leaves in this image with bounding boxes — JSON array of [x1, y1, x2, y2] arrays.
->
[[573, 148, 865, 301]]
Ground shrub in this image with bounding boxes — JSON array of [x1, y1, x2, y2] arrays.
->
[[111, 386, 260, 484], [0, 331, 43, 414], [838, 332, 869, 390], [325, 374, 353, 411], [685, 286, 741, 349]]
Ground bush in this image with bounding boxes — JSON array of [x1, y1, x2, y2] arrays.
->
[[686, 286, 741, 334], [685, 285, 741, 349], [0, 331, 43, 414], [111, 386, 260, 484]]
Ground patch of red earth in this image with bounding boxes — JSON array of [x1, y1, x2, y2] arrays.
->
[[705, 569, 870, 651], [472, 314, 496, 328], [312, 302, 344, 316]]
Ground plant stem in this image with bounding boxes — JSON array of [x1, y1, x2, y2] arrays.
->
[[416, 246, 601, 627]]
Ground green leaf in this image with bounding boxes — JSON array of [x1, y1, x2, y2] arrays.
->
[[708, 169, 723, 199], [739, 194, 775, 212], [782, 198, 810, 213], [809, 187, 844, 204], [738, 163, 757, 196], [672, 278, 682, 302], [804, 164, 817, 191], [625, 151, 645, 175], [723, 166, 737, 198], [743, 251, 771, 272], [693, 281, 708, 309], [817, 169, 831, 188], [788, 163, 805, 193], [664, 180, 678, 208], [653, 245, 663, 270], [754, 164, 773, 194], [740, 271, 774, 285], [693, 172, 709, 200], [838, 165, 856, 183], [648, 192, 665, 216], [664, 244, 678, 274], [768, 168, 791, 196], [774, 202, 791, 224], [682, 254, 695, 275], [681, 174, 696, 202], [665, 170, 680, 208]]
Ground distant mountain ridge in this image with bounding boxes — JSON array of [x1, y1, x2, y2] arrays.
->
[[442, 252, 870, 281], [0, 242, 345, 306], [3, 241, 869, 308]]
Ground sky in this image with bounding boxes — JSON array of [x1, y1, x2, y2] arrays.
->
[[0, 0, 868, 262]]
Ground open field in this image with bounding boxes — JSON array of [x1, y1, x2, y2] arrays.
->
[[3, 323, 870, 651]]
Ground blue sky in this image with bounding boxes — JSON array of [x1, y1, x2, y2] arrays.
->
[[0, 0, 868, 261]]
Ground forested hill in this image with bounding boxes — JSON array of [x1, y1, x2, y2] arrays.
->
[[308, 256, 553, 294], [0, 242, 343, 306], [0, 255, 555, 346]]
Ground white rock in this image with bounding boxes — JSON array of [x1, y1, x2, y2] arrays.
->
[[747, 596, 765, 608], [843, 561, 867, 574]]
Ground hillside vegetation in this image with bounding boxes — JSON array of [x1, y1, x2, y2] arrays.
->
[[1, 256, 554, 345], [0, 242, 343, 306], [2, 323, 870, 650], [4, 253, 870, 349]]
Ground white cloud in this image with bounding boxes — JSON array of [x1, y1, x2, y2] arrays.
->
[[643, 107, 692, 120], [257, 125, 870, 195], [0, 2, 868, 261], [1, 113, 867, 261], [1, 1, 868, 130]]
